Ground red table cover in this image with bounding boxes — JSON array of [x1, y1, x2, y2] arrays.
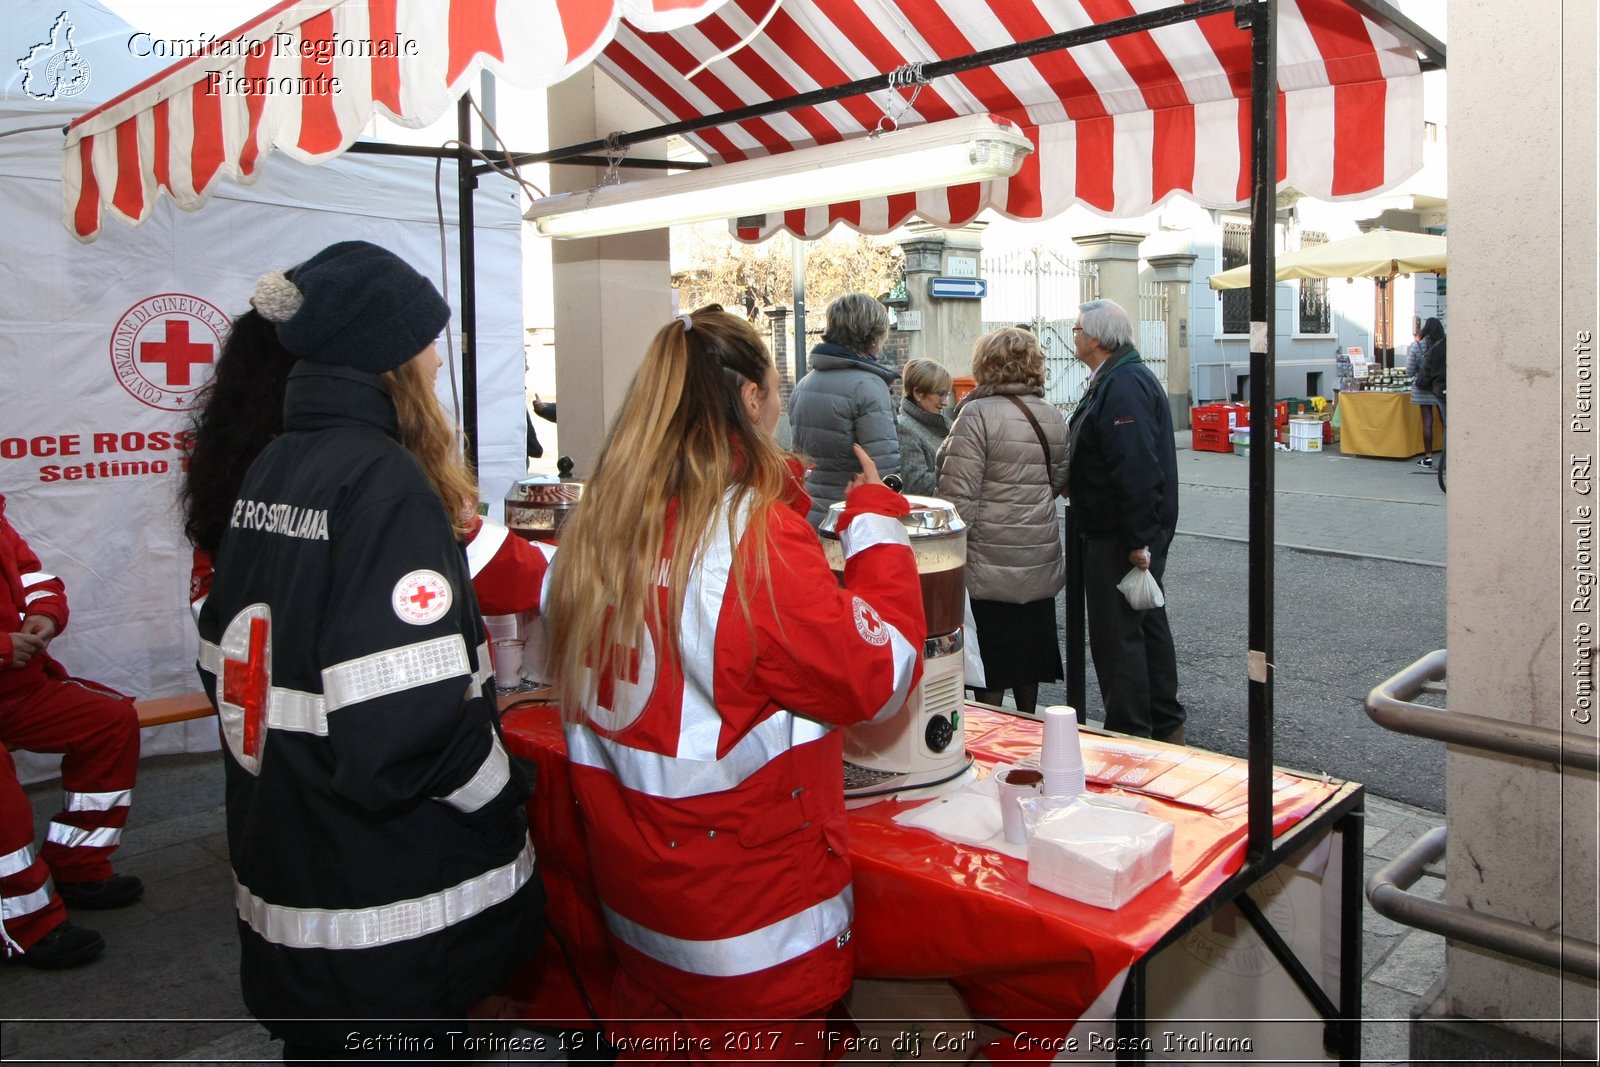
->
[[484, 704, 1338, 1030]]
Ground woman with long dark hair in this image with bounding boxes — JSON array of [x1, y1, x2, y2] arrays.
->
[[544, 307, 923, 1058]]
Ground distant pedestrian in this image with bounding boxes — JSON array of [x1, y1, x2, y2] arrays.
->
[[895, 358, 953, 496], [789, 293, 901, 526], [1408, 318, 1445, 467], [1067, 299, 1185, 742], [937, 327, 1070, 714]]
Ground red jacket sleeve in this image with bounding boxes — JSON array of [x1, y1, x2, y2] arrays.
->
[[735, 482, 925, 732], [3, 513, 69, 634], [464, 517, 553, 616]]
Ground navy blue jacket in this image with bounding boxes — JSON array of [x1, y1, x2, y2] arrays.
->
[[1066, 345, 1179, 549], [197, 363, 542, 1044]]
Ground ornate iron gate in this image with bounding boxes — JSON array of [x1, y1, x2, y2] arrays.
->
[[1139, 280, 1169, 395]]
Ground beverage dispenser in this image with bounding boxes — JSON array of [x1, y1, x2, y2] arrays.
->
[[818, 496, 973, 798]]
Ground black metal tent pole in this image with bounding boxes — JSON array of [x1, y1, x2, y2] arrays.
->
[[457, 96, 480, 472], [1244, 0, 1279, 865]]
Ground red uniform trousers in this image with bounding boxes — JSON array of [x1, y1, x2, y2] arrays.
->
[[0, 674, 139, 954]]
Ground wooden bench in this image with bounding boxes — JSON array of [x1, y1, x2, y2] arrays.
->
[[135, 691, 216, 729]]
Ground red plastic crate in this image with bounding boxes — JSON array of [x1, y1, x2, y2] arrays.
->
[[1193, 426, 1234, 453], [1192, 405, 1230, 432]]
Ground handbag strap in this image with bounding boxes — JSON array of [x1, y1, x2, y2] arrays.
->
[[1005, 394, 1053, 473]]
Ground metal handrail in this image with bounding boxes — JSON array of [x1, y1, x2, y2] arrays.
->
[[1363, 649, 1600, 978], [1367, 827, 1599, 979], [1365, 649, 1598, 771]]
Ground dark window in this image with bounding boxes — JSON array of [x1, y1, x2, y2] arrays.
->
[[1298, 230, 1331, 334], [1221, 221, 1251, 335]]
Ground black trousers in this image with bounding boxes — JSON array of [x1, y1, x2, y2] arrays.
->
[[1083, 528, 1184, 738]]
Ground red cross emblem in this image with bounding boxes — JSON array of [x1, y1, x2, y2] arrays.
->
[[139, 318, 215, 387], [594, 644, 642, 718], [222, 615, 269, 760], [393, 569, 452, 624]]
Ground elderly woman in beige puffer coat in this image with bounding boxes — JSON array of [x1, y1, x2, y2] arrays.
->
[[935, 327, 1070, 714]]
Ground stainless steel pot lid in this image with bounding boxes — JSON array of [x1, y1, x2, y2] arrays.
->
[[817, 494, 966, 539]]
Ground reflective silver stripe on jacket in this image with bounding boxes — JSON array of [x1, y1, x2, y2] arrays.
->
[[866, 621, 919, 725], [465, 520, 510, 577], [323, 635, 471, 712], [198, 640, 331, 735], [65, 789, 131, 812], [566, 711, 830, 800], [1, 885, 51, 920], [199, 635, 490, 735], [602, 885, 852, 978], [23, 589, 59, 606], [46, 822, 121, 849], [437, 732, 510, 813], [0, 844, 33, 878], [839, 512, 912, 559], [234, 836, 536, 950]]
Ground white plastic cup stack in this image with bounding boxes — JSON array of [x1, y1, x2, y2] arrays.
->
[[1040, 705, 1087, 798]]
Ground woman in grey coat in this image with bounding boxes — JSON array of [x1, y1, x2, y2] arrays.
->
[[895, 359, 953, 496], [936, 328, 1070, 714], [789, 293, 901, 527]]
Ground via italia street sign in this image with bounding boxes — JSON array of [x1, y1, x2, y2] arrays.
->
[[927, 276, 988, 299]]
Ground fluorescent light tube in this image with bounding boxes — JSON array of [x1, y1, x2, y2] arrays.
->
[[525, 113, 1033, 239]]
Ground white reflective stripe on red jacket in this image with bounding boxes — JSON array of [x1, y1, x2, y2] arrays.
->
[[1, 884, 51, 920], [233, 835, 536, 950], [0, 843, 33, 878], [602, 885, 852, 978], [464, 519, 510, 577], [566, 712, 831, 800], [838, 511, 911, 559], [46, 822, 120, 849], [65, 789, 131, 812], [198, 638, 494, 735], [436, 731, 511, 813]]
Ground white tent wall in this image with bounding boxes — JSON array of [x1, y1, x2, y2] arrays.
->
[[2, 1, 526, 774]]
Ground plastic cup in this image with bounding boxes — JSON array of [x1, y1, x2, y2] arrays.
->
[[492, 638, 526, 690], [998, 767, 1044, 844]]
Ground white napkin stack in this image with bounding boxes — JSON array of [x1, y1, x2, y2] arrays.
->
[[1024, 798, 1174, 909]]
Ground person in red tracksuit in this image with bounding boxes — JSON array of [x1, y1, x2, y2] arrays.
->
[[545, 307, 925, 1063], [1, 495, 142, 970]]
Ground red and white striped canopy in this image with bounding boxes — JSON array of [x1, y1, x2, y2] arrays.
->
[[62, 0, 736, 240], [598, 0, 1424, 241], [65, 0, 1423, 243]]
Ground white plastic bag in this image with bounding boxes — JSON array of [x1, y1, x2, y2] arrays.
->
[[962, 591, 986, 689], [1116, 566, 1166, 610]]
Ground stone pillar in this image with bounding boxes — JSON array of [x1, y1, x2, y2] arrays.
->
[[546, 70, 673, 478], [1070, 230, 1148, 326], [1145, 251, 1198, 427], [898, 221, 988, 379], [1421, 1, 1598, 1061]]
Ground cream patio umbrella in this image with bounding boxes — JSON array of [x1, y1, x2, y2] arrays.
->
[[1206, 228, 1447, 289], [1208, 228, 1445, 364]]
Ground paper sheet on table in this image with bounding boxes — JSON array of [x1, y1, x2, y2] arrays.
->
[[892, 764, 1028, 859]]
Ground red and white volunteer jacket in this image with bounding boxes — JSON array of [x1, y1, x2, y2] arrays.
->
[[562, 481, 924, 1020], [0, 495, 69, 688]]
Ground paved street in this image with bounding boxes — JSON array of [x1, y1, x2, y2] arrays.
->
[[1, 433, 1450, 1066]]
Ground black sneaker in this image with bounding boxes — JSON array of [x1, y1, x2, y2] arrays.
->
[[4, 922, 105, 970], [56, 874, 144, 910], [1416, 456, 1433, 468]]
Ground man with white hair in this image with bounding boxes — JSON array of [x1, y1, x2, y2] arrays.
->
[[1066, 299, 1185, 743]]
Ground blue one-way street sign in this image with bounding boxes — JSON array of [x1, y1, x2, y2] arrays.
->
[[927, 276, 988, 299]]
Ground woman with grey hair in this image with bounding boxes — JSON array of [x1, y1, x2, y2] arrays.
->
[[936, 327, 1070, 714], [789, 292, 901, 526], [895, 358, 953, 496]]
